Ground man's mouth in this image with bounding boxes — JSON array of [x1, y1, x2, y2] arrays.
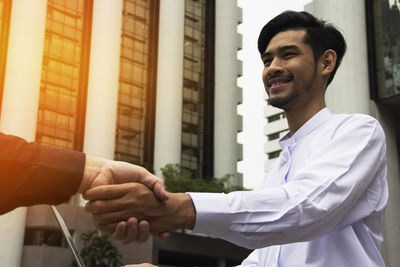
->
[[267, 76, 293, 90]]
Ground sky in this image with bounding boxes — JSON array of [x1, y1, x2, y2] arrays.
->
[[237, 0, 312, 189]]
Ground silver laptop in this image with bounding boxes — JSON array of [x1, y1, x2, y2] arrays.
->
[[50, 205, 86, 267]]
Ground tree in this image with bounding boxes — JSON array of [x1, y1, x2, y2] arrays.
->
[[161, 164, 248, 193], [72, 230, 123, 267]]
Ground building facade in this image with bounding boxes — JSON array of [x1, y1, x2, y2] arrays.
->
[[0, 0, 244, 266], [263, 0, 400, 266]]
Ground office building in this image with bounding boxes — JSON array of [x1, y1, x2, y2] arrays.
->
[[0, 0, 245, 266]]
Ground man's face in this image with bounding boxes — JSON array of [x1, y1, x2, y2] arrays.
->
[[261, 29, 319, 110]]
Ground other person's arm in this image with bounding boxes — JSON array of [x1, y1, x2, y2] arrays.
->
[[0, 132, 167, 215]]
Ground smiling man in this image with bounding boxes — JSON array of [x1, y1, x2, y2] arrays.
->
[[85, 11, 388, 267]]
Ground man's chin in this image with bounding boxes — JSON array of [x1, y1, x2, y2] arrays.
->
[[267, 96, 295, 110], [267, 92, 299, 110]]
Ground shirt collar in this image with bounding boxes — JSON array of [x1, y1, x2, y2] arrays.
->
[[279, 107, 332, 149]]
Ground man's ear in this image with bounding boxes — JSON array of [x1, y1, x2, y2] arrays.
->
[[320, 49, 337, 76]]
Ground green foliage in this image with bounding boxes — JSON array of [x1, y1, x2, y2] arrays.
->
[[72, 230, 123, 267], [161, 164, 248, 193]]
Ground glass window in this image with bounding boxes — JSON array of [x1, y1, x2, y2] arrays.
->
[[369, 0, 400, 100], [0, 0, 4, 40], [36, 0, 88, 150], [24, 228, 69, 248], [267, 132, 280, 141], [181, 0, 207, 177], [267, 112, 285, 123], [0, 0, 3, 24], [115, 0, 156, 168], [268, 150, 281, 160]]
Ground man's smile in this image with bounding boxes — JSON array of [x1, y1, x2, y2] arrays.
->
[[267, 75, 293, 91]]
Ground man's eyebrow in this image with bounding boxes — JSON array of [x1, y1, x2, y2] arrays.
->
[[261, 45, 301, 59]]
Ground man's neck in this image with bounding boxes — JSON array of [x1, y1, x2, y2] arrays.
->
[[285, 101, 326, 136]]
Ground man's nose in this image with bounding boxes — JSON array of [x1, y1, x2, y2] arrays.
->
[[267, 58, 284, 76]]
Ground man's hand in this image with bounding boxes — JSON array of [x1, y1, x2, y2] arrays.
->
[[84, 183, 196, 235], [78, 155, 169, 242]]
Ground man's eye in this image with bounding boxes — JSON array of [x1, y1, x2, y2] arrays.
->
[[263, 59, 272, 67], [284, 52, 296, 58]]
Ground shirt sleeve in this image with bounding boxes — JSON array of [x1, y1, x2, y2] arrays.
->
[[0, 132, 85, 214], [188, 115, 387, 249]]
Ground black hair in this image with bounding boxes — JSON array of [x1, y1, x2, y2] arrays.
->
[[257, 11, 346, 86]]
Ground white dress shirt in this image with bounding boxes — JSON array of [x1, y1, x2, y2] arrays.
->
[[188, 108, 388, 267]]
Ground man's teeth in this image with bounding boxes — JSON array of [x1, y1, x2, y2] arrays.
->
[[272, 81, 287, 86]]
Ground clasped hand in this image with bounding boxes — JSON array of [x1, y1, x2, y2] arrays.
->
[[81, 156, 170, 243], [84, 182, 170, 242]]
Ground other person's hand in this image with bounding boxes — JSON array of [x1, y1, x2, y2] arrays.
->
[[79, 156, 169, 242], [79, 156, 168, 201]]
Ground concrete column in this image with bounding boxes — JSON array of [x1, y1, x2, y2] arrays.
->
[[83, 0, 123, 159], [214, 1, 240, 183], [305, 0, 370, 115], [153, 0, 185, 176], [0, 0, 47, 266]]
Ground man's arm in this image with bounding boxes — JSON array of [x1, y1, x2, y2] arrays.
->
[[187, 116, 387, 249]]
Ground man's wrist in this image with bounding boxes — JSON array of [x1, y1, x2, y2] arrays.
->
[[78, 155, 104, 193], [167, 193, 196, 230]]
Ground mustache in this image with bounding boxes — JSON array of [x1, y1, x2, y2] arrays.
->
[[267, 73, 293, 80]]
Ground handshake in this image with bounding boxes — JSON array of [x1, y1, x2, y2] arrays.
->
[[79, 155, 196, 244]]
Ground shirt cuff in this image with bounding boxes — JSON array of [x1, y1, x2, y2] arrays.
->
[[187, 192, 231, 238]]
